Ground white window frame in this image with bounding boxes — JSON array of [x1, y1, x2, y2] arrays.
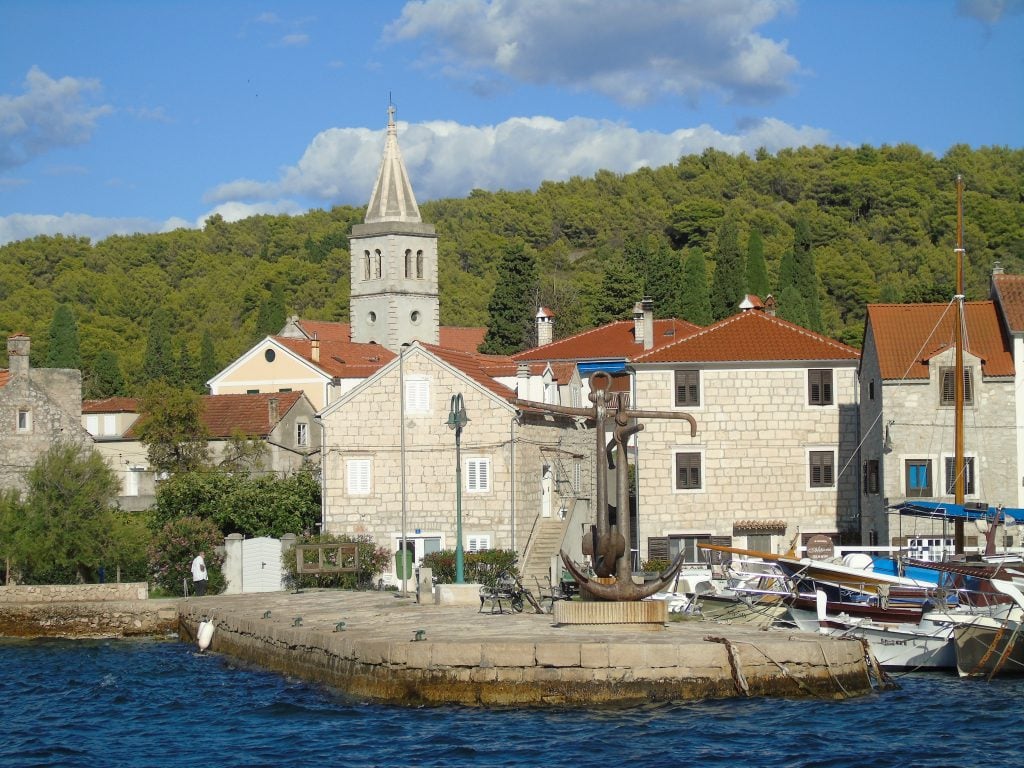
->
[[296, 422, 309, 447], [942, 452, 978, 497], [405, 378, 430, 414], [467, 535, 492, 553], [16, 408, 31, 433], [672, 448, 704, 493], [86, 414, 100, 435], [807, 446, 837, 491], [346, 458, 372, 495], [466, 457, 491, 493], [124, 466, 146, 497]]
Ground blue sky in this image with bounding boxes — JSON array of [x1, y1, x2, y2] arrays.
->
[[1, 0, 1021, 245]]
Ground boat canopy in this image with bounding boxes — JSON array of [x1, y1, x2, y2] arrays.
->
[[890, 501, 1021, 524]]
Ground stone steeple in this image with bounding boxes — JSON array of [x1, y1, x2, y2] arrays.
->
[[349, 107, 439, 351], [364, 105, 421, 225]]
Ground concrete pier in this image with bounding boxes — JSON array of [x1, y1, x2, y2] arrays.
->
[[178, 590, 878, 707]]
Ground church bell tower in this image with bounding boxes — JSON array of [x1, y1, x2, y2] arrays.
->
[[349, 106, 439, 351]]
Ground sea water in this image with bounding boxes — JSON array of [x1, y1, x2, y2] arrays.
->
[[2, 637, 1021, 768]]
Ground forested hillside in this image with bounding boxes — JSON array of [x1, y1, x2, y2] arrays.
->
[[1, 143, 1021, 396]]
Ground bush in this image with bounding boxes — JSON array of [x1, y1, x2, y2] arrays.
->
[[282, 533, 391, 590], [421, 549, 519, 584], [148, 516, 225, 596], [640, 558, 671, 573]]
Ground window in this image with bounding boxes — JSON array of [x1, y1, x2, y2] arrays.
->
[[869, 380, 875, 400], [246, 389, 259, 394], [808, 369, 834, 406], [124, 467, 145, 497], [944, 456, 976, 495], [264, 349, 276, 363], [809, 450, 835, 488], [416, 250, 424, 279], [363, 251, 371, 280], [467, 535, 491, 552], [940, 366, 973, 406], [863, 459, 880, 494], [374, 249, 382, 278], [16, 409, 31, 433], [674, 369, 700, 407], [346, 459, 371, 495], [86, 415, 99, 435], [669, 535, 711, 564], [467, 458, 491, 492], [905, 459, 932, 497], [674, 452, 702, 490], [277, 388, 292, 393], [102, 414, 116, 435], [296, 422, 308, 447], [405, 379, 429, 413], [747, 534, 771, 552], [405, 249, 413, 278]]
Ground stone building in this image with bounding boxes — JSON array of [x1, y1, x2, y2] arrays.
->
[[0, 334, 92, 493], [630, 304, 861, 562]]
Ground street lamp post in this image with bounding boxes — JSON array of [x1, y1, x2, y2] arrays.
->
[[446, 393, 469, 584]]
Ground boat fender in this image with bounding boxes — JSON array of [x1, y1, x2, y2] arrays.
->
[[197, 619, 215, 652], [815, 590, 829, 634]]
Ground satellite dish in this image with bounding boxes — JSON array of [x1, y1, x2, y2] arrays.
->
[[974, 518, 990, 534]]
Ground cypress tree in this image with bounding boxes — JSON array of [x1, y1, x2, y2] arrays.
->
[[84, 349, 125, 399], [46, 304, 81, 369], [176, 338, 199, 392], [709, 216, 745, 321], [777, 285, 810, 328], [479, 242, 539, 355], [642, 240, 687, 319], [792, 216, 822, 331], [680, 249, 713, 326], [199, 330, 218, 389], [745, 229, 769, 298], [143, 308, 175, 383], [593, 251, 644, 327]]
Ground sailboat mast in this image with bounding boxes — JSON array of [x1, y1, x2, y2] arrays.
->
[[954, 175, 966, 554]]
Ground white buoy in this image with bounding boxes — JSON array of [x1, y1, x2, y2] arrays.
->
[[197, 619, 215, 652]]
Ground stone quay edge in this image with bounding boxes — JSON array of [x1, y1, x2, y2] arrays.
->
[[176, 590, 877, 707]]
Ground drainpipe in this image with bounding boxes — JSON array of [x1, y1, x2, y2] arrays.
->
[[510, 410, 521, 554], [628, 364, 641, 567]]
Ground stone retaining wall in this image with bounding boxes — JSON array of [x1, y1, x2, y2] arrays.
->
[[0, 582, 149, 603], [0, 599, 179, 638]]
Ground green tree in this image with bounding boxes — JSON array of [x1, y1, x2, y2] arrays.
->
[[46, 304, 81, 369], [680, 249, 713, 325], [199, 330, 218, 389], [638, 239, 686, 319], [134, 381, 210, 475], [15, 442, 120, 583], [479, 242, 539, 354], [255, 282, 287, 338], [710, 216, 745, 320], [143, 307, 175, 383], [84, 349, 126, 399], [175, 338, 200, 392], [594, 251, 644, 326], [745, 229, 769, 298], [148, 515, 225, 596], [777, 284, 810, 328], [792, 215, 823, 331]]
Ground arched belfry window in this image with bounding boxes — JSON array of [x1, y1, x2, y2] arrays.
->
[[374, 249, 382, 279], [363, 251, 371, 281], [405, 249, 413, 278], [416, 250, 424, 279]]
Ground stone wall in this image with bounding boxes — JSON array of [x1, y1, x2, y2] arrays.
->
[[0, 582, 149, 603], [0, 599, 178, 638]]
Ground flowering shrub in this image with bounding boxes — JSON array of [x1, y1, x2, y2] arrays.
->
[[421, 549, 519, 584], [282, 532, 391, 590], [148, 516, 225, 596]]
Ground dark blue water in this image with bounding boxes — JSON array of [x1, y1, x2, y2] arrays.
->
[[2, 638, 1022, 768]]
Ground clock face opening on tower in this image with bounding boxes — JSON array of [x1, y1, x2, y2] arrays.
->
[[367, 312, 377, 325], [410, 311, 421, 324]]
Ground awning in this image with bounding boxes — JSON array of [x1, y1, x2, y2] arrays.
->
[[577, 361, 627, 375], [733, 519, 788, 533], [889, 501, 1021, 524]]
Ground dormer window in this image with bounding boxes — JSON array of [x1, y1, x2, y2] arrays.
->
[[940, 367, 973, 406]]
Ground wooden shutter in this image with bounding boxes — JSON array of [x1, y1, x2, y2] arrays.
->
[[809, 369, 833, 405], [674, 369, 699, 407], [675, 452, 701, 489], [647, 537, 669, 561]]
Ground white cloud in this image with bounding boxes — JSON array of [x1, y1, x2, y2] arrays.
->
[[196, 200, 304, 226], [0, 213, 190, 246], [957, 0, 1024, 23], [0, 66, 113, 171], [205, 115, 831, 208], [385, 0, 799, 105]]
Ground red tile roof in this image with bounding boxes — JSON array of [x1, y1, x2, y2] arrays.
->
[[635, 310, 859, 364], [865, 302, 1013, 380], [422, 344, 517, 402], [291, 319, 486, 354], [275, 337, 395, 379], [0, 370, 9, 389], [199, 391, 306, 438], [513, 318, 700, 362], [992, 273, 1024, 333], [83, 397, 140, 413]]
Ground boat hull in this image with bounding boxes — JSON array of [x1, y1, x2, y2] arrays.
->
[[954, 623, 1024, 677]]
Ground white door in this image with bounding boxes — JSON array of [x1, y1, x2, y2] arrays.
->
[[240, 537, 284, 592]]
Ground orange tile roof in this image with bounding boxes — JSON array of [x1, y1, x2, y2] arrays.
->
[[275, 337, 395, 379], [635, 310, 859, 364], [0, 370, 9, 389], [992, 273, 1024, 333], [292, 319, 486, 354], [199, 391, 306, 438], [513, 318, 700, 362], [865, 302, 1013, 380], [422, 344, 516, 402], [83, 397, 140, 413], [548, 362, 577, 383]]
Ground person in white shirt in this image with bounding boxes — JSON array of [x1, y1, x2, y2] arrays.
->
[[191, 551, 208, 596]]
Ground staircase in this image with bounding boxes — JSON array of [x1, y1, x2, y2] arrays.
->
[[520, 518, 566, 589]]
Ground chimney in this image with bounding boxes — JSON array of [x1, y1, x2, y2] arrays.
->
[[517, 362, 530, 397], [993, 261, 1004, 276], [7, 334, 30, 378], [764, 294, 777, 317], [535, 307, 555, 347], [267, 397, 279, 424], [641, 297, 654, 351], [633, 302, 645, 346], [311, 334, 320, 364]]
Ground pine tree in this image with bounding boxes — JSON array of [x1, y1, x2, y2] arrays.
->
[[255, 283, 287, 338], [710, 216, 745, 321], [84, 349, 125, 399], [680, 249, 713, 325], [479, 242, 539, 355], [176, 338, 200, 392], [745, 229, 769, 298], [593, 251, 644, 327], [199, 330, 218, 390], [46, 304, 81, 369], [143, 308, 175, 383], [642, 240, 686, 319], [777, 285, 810, 328]]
